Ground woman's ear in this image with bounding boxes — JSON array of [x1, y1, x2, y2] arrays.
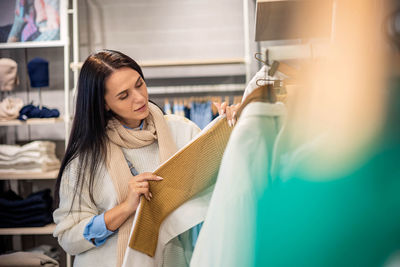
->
[[105, 103, 110, 111]]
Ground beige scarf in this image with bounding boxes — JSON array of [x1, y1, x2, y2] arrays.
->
[[106, 102, 178, 267]]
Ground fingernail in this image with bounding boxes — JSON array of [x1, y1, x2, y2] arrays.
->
[[228, 120, 232, 127], [149, 192, 153, 198], [157, 176, 163, 180], [232, 118, 236, 126]]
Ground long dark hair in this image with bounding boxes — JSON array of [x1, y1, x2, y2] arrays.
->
[[55, 50, 146, 208]]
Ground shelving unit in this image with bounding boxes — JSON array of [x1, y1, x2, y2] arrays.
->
[[0, 170, 58, 180], [0, 0, 77, 266], [0, 118, 64, 126], [0, 224, 56, 235]]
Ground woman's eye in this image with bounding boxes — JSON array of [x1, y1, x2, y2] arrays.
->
[[119, 93, 128, 100]]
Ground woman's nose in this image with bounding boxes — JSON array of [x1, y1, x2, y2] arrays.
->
[[130, 89, 145, 103]]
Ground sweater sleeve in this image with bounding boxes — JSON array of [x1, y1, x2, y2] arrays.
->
[[53, 160, 100, 255]]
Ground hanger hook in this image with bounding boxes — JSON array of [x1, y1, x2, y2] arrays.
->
[[256, 78, 269, 87], [254, 52, 268, 65]]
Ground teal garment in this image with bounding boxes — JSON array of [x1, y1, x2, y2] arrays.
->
[[191, 102, 286, 267], [255, 78, 400, 267]]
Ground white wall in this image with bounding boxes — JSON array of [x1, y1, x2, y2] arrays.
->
[[78, 0, 256, 78]]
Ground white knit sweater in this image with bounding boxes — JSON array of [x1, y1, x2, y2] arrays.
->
[[53, 115, 200, 267]]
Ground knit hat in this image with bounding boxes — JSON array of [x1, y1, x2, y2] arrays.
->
[[0, 58, 19, 92], [27, 58, 49, 88]]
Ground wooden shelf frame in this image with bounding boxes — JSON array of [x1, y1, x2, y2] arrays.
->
[[0, 170, 58, 180], [0, 118, 64, 126], [0, 224, 56, 235]]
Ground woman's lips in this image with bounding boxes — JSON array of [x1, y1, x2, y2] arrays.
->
[[135, 104, 147, 112]]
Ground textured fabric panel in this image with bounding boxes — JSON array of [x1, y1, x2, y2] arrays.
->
[[129, 116, 232, 257]]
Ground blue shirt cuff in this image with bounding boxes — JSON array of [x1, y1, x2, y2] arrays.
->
[[83, 213, 115, 247]]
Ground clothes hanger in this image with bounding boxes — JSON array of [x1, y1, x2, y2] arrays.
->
[[224, 96, 230, 105], [254, 50, 277, 104], [255, 50, 298, 80]]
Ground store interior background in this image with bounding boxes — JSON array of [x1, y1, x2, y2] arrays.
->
[[0, 1, 270, 264], [0, 0, 292, 143], [2, 0, 398, 266]]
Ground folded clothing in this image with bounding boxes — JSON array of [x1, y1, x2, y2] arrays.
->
[[18, 104, 59, 121], [0, 251, 59, 267], [0, 141, 56, 159], [27, 245, 60, 262], [0, 97, 24, 121], [0, 141, 60, 173], [0, 189, 53, 228]]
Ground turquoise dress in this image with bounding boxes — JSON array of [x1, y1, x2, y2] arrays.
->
[[255, 78, 400, 267]]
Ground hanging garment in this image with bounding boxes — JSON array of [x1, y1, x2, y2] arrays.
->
[[0, 58, 19, 92], [122, 115, 233, 267], [255, 76, 400, 267], [255, 134, 400, 267], [190, 101, 286, 267], [242, 65, 286, 102], [184, 106, 191, 120], [0, 97, 23, 121], [190, 101, 213, 129], [164, 102, 172, 115]]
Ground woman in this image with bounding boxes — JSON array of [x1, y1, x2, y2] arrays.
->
[[53, 50, 235, 267]]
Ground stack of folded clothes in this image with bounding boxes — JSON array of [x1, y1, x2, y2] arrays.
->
[[0, 141, 60, 174], [0, 189, 53, 228]]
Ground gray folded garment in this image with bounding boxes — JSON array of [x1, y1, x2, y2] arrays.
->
[[0, 252, 59, 267]]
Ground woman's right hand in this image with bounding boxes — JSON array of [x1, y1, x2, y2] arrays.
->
[[123, 172, 163, 214], [104, 173, 163, 232]]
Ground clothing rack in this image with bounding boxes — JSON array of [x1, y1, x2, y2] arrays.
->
[[147, 84, 245, 95]]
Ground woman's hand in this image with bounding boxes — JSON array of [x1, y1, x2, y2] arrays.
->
[[124, 172, 163, 213], [104, 172, 163, 231], [213, 102, 241, 127]]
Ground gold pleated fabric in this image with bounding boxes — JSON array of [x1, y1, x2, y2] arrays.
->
[[129, 117, 232, 257]]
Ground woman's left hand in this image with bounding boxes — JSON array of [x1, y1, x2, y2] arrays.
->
[[213, 102, 240, 127]]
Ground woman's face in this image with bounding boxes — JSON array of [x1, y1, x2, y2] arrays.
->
[[104, 67, 149, 128]]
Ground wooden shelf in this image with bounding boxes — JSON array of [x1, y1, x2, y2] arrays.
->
[[0, 170, 58, 180], [0, 41, 66, 49], [0, 224, 56, 235], [148, 83, 245, 95], [0, 118, 64, 126], [70, 57, 246, 70]]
